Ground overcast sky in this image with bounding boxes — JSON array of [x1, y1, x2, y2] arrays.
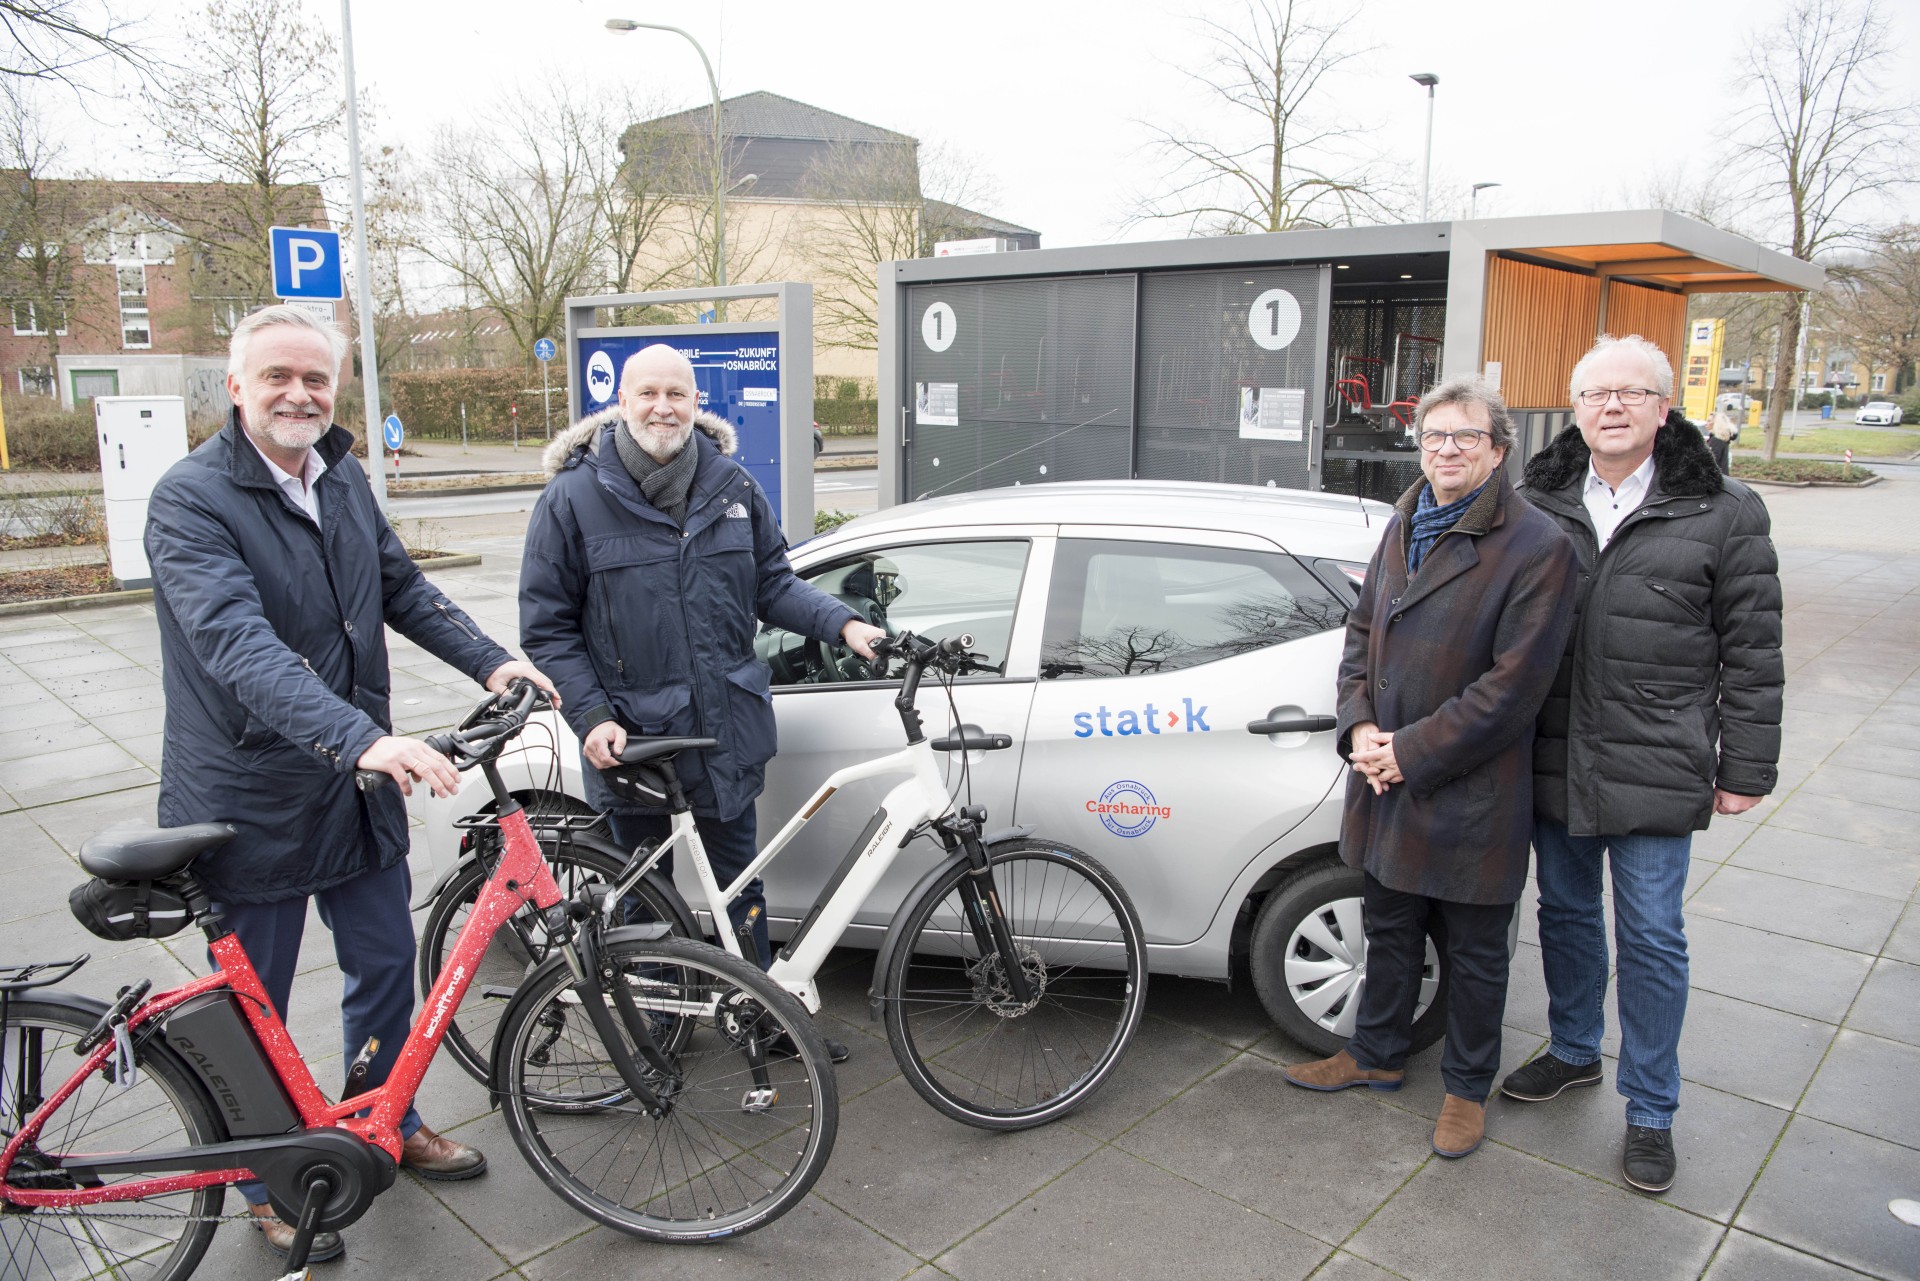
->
[[61, 0, 1920, 250]]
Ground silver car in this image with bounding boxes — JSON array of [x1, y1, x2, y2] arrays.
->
[[418, 480, 1446, 1056]]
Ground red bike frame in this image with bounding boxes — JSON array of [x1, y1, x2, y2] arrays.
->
[[1, 807, 560, 1211]]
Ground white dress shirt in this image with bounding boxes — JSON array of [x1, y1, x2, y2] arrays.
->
[[245, 432, 328, 529], [1583, 453, 1656, 551]]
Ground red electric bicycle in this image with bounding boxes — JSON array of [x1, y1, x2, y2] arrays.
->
[[1, 682, 837, 1280]]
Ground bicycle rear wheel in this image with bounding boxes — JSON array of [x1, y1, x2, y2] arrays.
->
[[882, 840, 1148, 1130], [1, 997, 226, 1281], [420, 829, 695, 1084], [497, 935, 837, 1242]]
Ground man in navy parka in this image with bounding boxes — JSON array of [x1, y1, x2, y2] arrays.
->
[[519, 344, 883, 1006]]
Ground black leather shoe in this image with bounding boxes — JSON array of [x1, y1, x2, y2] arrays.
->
[[1622, 1124, 1676, 1193], [1501, 1052, 1603, 1102], [768, 1028, 850, 1064]]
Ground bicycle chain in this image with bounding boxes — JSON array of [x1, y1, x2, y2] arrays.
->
[[20, 1204, 252, 1224]]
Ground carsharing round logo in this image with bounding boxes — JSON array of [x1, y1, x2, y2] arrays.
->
[[1089, 779, 1167, 839], [585, 350, 616, 405]]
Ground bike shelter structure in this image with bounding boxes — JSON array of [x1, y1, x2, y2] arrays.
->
[[563, 283, 816, 540], [876, 211, 1822, 505]]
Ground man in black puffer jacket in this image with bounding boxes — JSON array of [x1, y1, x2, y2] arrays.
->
[[1500, 335, 1783, 1197]]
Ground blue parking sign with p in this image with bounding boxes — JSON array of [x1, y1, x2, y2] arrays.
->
[[269, 226, 343, 300]]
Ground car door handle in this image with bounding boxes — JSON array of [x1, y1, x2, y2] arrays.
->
[[930, 724, 1013, 752], [1246, 716, 1337, 734]]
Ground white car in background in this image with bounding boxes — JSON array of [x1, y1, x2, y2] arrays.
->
[[415, 480, 1452, 1056], [1855, 401, 1904, 426]]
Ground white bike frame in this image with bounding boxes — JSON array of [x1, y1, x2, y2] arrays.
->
[[604, 734, 953, 1013]]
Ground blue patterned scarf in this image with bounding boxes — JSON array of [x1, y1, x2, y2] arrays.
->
[[1407, 480, 1488, 573]]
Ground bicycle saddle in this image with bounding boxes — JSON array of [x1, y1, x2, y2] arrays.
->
[[614, 737, 718, 766], [79, 823, 237, 880]]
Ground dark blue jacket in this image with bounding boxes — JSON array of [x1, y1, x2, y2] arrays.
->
[[519, 411, 854, 819], [145, 413, 510, 904]]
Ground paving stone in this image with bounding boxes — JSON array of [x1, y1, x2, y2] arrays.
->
[[0, 739, 144, 793], [821, 1076, 1100, 1257], [1054, 1012, 1243, 1140], [1685, 917, 1873, 1024], [1848, 958, 1920, 1047], [1726, 826, 1920, 902], [7, 647, 126, 679], [1115, 1054, 1431, 1244], [1703, 1230, 1875, 1281], [1691, 818, 1758, 863], [1799, 763, 1920, 814], [1488, 1075, 1787, 1224], [1685, 865, 1904, 953], [194, 1169, 512, 1281], [1882, 907, 1920, 966], [937, 1145, 1326, 1281], [1347, 1140, 1721, 1281], [1307, 1252, 1404, 1281], [1135, 972, 1277, 1049], [518, 1196, 916, 1281], [410, 1108, 600, 1266], [1595, 988, 1836, 1112], [0, 713, 106, 763], [0, 819, 85, 925], [1799, 1030, 1920, 1150], [1738, 1116, 1920, 1281]]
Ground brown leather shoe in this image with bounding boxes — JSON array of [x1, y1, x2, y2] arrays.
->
[[400, 1122, 488, 1181], [248, 1203, 345, 1262], [1283, 1049, 1405, 1093], [1433, 1094, 1486, 1158]]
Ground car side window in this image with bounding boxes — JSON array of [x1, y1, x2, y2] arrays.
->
[[758, 540, 1030, 686], [1039, 538, 1347, 679]]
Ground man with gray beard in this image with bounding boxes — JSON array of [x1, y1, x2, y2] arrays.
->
[[144, 305, 556, 1261], [520, 344, 883, 1061]]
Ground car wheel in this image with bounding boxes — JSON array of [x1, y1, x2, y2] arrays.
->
[[1248, 859, 1448, 1058]]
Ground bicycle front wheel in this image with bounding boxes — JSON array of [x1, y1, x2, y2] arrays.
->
[[882, 840, 1148, 1130], [1, 997, 225, 1281], [497, 936, 837, 1242], [420, 829, 694, 1084]]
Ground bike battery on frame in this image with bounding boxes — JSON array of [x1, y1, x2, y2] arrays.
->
[[163, 991, 301, 1136]]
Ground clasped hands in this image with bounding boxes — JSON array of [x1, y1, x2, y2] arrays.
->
[[1347, 721, 1402, 796]]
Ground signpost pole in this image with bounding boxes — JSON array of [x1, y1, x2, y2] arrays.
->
[[338, 0, 386, 515], [542, 361, 552, 438]]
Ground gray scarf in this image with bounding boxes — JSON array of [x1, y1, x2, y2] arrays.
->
[[615, 421, 698, 526]]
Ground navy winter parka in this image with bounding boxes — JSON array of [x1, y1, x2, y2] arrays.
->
[[518, 409, 856, 820], [144, 413, 511, 905]]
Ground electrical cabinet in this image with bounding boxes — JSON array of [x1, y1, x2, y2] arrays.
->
[[94, 396, 189, 589]]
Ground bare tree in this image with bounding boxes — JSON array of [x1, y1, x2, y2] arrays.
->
[[1733, 0, 1915, 459], [1830, 223, 1920, 396], [138, 0, 343, 313], [1, 0, 145, 91], [410, 83, 607, 367], [589, 94, 707, 301], [1130, 0, 1394, 236], [799, 139, 998, 350], [0, 78, 102, 380]]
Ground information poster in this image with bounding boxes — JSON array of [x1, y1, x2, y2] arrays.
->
[[915, 381, 960, 426], [1238, 386, 1305, 441], [1681, 319, 1724, 424]]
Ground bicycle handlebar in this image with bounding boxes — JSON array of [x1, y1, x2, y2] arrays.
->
[[355, 680, 551, 792]]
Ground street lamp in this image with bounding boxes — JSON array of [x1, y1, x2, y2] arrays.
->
[[606, 17, 729, 316], [340, 0, 386, 513], [1470, 181, 1501, 218], [1409, 72, 1438, 222]]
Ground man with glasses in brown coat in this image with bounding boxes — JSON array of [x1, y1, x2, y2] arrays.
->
[[1285, 378, 1578, 1161]]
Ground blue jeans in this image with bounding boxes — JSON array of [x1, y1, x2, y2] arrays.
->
[[212, 859, 423, 1205], [1531, 819, 1692, 1129]]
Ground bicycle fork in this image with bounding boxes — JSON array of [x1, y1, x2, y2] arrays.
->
[[944, 809, 1037, 1008]]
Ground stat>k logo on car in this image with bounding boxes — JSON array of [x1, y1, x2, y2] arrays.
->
[[1071, 698, 1210, 737]]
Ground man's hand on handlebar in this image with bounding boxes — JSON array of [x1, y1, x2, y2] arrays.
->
[[583, 719, 628, 770], [839, 619, 885, 660], [356, 735, 462, 798], [485, 658, 560, 707]]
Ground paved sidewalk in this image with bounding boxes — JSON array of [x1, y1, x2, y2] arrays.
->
[[1, 484, 1916, 1280]]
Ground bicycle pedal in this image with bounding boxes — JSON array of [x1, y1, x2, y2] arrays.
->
[[741, 1085, 779, 1113], [270, 1270, 311, 1281], [479, 985, 518, 1000]]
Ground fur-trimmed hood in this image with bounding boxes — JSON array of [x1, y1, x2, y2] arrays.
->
[[541, 407, 738, 478], [1522, 409, 1722, 498]]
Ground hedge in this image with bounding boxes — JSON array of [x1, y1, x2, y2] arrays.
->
[[386, 368, 570, 442], [2, 397, 98, 469]]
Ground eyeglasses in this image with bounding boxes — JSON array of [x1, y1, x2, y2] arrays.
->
[[1576, 387, 1661, 407], [1417, 429, 1487, 451]]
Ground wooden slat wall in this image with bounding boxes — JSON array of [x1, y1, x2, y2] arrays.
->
[[1482, 258, 1602, 409], [1601, 281, 1687, 379]]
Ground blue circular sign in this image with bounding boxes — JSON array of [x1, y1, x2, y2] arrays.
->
[[534, 338, 556, 362], [382, 414, 404, 450], [1089, 779, 1167, 839]]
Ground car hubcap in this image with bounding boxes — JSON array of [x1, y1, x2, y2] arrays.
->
[[1283, 895, 1439, 1037]]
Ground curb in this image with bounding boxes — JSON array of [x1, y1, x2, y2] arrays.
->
[[0, 552, 483, 616], [1741, 475, 1882, 490]]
